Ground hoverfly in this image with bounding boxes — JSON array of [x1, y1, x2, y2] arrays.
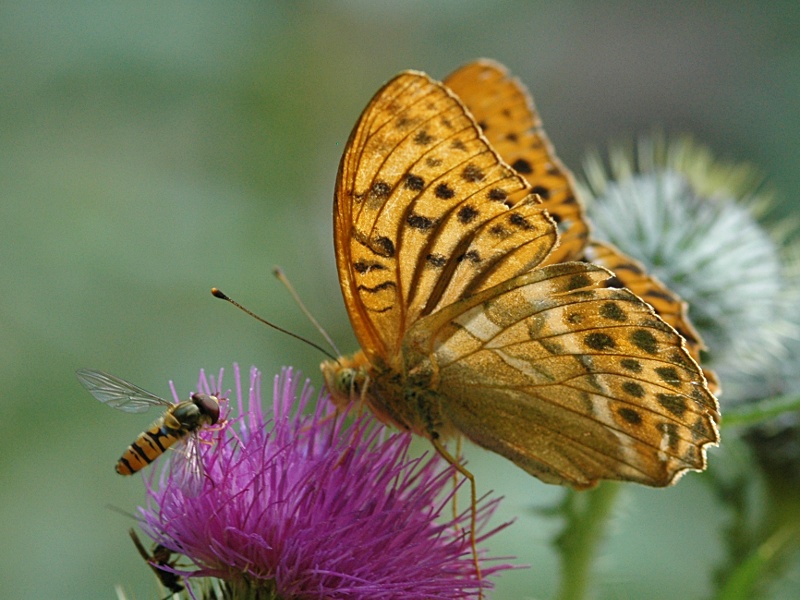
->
[[128, 528, 185, 597], [76, 368, 221, 491]]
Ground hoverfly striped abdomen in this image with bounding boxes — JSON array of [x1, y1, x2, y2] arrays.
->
[[116, 393, 220, 475]]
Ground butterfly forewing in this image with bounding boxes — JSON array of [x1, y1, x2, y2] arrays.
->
[[444, 60, 588, 264], [336, 71, 558, 360]]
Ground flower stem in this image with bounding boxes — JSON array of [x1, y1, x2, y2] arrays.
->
[[720, 394, 800, 428], [714, 526, 798, 600], [554, 482, 621, 600]]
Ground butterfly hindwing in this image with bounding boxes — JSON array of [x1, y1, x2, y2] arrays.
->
[[405, 261, 718, 488], [583, 240, 719, 392]]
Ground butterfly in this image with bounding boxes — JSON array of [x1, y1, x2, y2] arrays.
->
[[320, 59, 719, 490]]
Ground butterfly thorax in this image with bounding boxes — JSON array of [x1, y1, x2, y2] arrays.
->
[[322, 350, 454, 441]]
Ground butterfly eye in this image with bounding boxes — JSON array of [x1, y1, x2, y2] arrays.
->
[[322, 364, 359, 409]]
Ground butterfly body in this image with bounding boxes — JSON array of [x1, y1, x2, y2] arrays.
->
[[323, 349, 450, 441], [323, 61, 719, 490]]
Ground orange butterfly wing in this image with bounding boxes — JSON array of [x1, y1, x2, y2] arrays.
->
[[444, 59, 588, 264], [405, 262, 718, 487], [334, 71, 557, 365]]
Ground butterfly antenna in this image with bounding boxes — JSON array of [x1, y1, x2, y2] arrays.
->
[[273, 266, 342, 357], [211, 288, 338, 361]]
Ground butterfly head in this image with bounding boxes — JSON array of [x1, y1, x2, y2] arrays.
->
[[321, 351, 372, 410]]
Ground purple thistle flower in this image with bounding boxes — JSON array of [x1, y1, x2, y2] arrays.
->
[[135, 366, 516, 599]]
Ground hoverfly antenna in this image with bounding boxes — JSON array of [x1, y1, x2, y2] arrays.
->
[[272, 266, 342, 357], [211, 287, 338, 361]]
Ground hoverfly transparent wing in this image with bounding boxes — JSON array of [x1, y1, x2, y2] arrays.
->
[[76, 368, 173, 413], [170, 436, 206, 496]]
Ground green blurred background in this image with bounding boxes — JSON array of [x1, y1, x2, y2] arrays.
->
[[2, 2, 798, 598]]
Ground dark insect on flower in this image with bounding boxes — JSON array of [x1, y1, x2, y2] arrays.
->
[[129, 528, 185, 597]]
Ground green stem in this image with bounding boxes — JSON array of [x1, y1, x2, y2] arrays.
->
[[715, 526, 798, 600], [554, 482, 622, 600], [721, 394, 800, 428]]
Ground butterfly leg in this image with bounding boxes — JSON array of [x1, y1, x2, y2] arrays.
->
[[431, 436, 483, 598], [331, 375, 375, 470], [451, 435, 464, 521]]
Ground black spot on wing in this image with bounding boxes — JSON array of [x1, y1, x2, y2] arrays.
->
[[426, 253, 447, 267], [599, 301, 627, 322], [511, 158, 533, 175], [457, 250, 481, 264], [584, 332, 616, 351], [657, 393, 688, 417], [458, 205, 479, 224], [370, 181, 391, 200], [488, 188, 508, 203], [620, 358, 643, 372], [435, 183, 455, 200], [530, 185, 550, 199], [655, 366, 681, 386], [353, 260, 387, 274], [404, 174, 425, 191], [426, 157, 442, 168], [489, 224, 510, 238], [509, 212, 534, 230], [618, 407, 642, 425], [461, 164, 485, 182], [358, 280, 397, 294], [631, 329, 659, 355], [407, 213, 435, 231], [372, 236, 395, 258], [566, 273, 592, 291], [414, 130, 434, 145], [622, 381, 645, 398]]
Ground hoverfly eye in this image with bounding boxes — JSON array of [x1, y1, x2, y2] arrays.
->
[[191, 393, 221, 424]]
